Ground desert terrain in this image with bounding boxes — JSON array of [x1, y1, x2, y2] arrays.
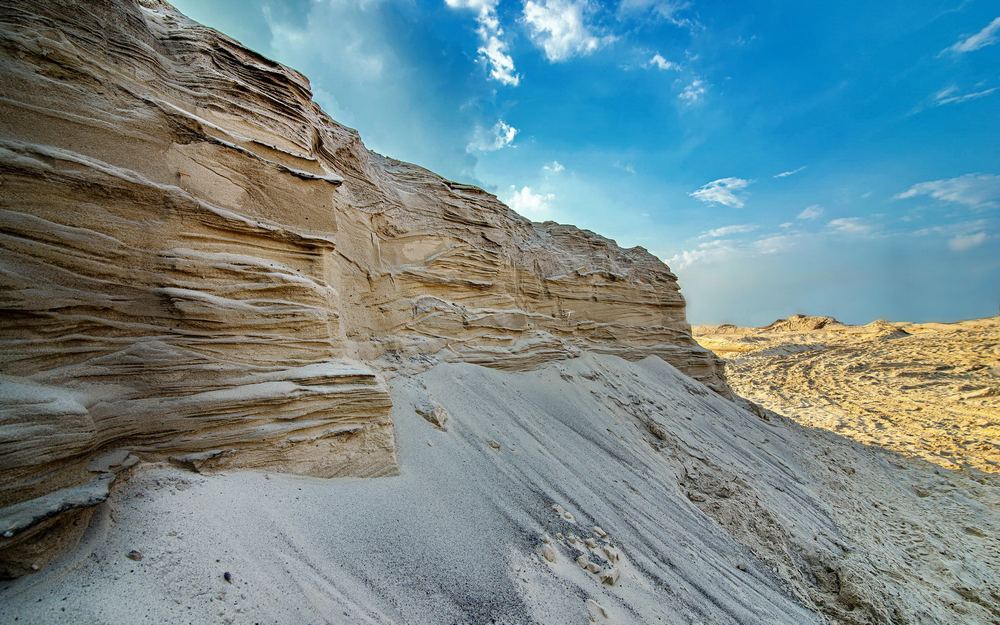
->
[[0, 1, 997, 624], [695, 315, 999, 474]]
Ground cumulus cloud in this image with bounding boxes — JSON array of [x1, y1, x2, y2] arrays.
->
[[522, 0, 612, 62], [543, 160, 565, 173], [445, 0, 520, 86], [827, 217, 872, 235], [646, 52, 677, 71], [679, 78, 706, 104], [797, 205, 823, 220], [894, 173, 1000, 209], [934, 85, 996, 106], [774, 166, 806, 178], [699, 224, 757, 239], [505, 185, 555, 217], [943, 16, 1000, 54], [948, 231, 987, 251], [467, 119, 518, 152], [689, 177, 750, 208]]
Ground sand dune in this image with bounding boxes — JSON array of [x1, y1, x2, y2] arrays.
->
[[695, 315, 1000, 473]]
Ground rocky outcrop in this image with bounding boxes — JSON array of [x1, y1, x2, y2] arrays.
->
[[0, 0, 724, 575]]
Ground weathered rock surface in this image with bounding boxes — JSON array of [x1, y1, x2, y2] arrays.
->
[[0, 0, 723, 574]]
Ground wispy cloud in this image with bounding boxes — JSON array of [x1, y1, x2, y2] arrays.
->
[[910, 219, 992, 252], [667, 239, 735, 269], [505, 185, 555, 217], [699, 224, 758, 239], [446, 0, 520, 86], [467, 119, 518, 152], [948, 231, 987, 251], [522, 0, 613, 62], [667, 231, 800, 269], [617, 0, 694, 29], [934, 85, 996, 106], [895, 173, 1000, 209], [773, 166, 806, 178], [910, 218, 989, 237], [614, 160, 636, 174], [753, 234, 798, 255], [797, 204, 823, 220], [689, 177, 750, 208], [646, 52, 678, 71], [543, 160, 565, 173], [679, 78, 707, 104], [827, 217, 873, 235], [942, 16, 1000, 54]]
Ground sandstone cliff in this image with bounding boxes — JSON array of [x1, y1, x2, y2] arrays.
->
[[0, 0, 724, 575]]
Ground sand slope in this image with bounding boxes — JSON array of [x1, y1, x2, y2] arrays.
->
[[2, 354, 996, 624], [695, 315, 1000, 473]]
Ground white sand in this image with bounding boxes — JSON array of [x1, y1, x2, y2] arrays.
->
[[1, 354, 996, 624]]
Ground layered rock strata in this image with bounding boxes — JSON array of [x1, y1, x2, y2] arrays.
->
[[0, 0, 724, 575]]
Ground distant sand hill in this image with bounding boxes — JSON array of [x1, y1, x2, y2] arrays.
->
[[695, 315, 1000, 473]]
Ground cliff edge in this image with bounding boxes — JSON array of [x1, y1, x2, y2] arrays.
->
[[0, 0, 723, 575]]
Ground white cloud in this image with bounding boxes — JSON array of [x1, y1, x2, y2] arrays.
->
[[467, 119, 518, 152], [753, 234, 798, 255], [779, 222, 793, 229], [679, 78, 706, 104], [667, 231, 799, 270], [667, 239, 735, 269], [646, 53, 678, 71], [774, 166, 806, 178], [910, 218, 989, 238], [523, 0, 612, 62], [446, 0, 520, 86], [614, 161, 636, 174], [943, 16, 1000, 54], [827, 217, 872, 235], [689, 177, 750, 208], [617, 0, 693, 29], [797, 204, 823, 220], [699, 224, 757, 239], [894, 173, 1000, 209], [948, 231, 987, 252], [934, 85, 996, 106], [543, 160, 565, 173], [505, 185, 555, 217]]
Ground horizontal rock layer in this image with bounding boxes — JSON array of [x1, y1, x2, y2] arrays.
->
[[0, 0, 724, 573]]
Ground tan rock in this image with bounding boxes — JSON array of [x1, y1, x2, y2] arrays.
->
[[414, 400, 449, 430], [600, 567, 621, 586], [539, 544, 557, 563]]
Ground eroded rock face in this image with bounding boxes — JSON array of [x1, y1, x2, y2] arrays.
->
[[0, 0, 724, 574]]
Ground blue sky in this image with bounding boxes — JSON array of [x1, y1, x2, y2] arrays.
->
[[172, 0, 999, 325]]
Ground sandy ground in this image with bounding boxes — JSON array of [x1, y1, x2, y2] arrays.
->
[[695, 316, 1000, 473], [1, 354, 997, 624]]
